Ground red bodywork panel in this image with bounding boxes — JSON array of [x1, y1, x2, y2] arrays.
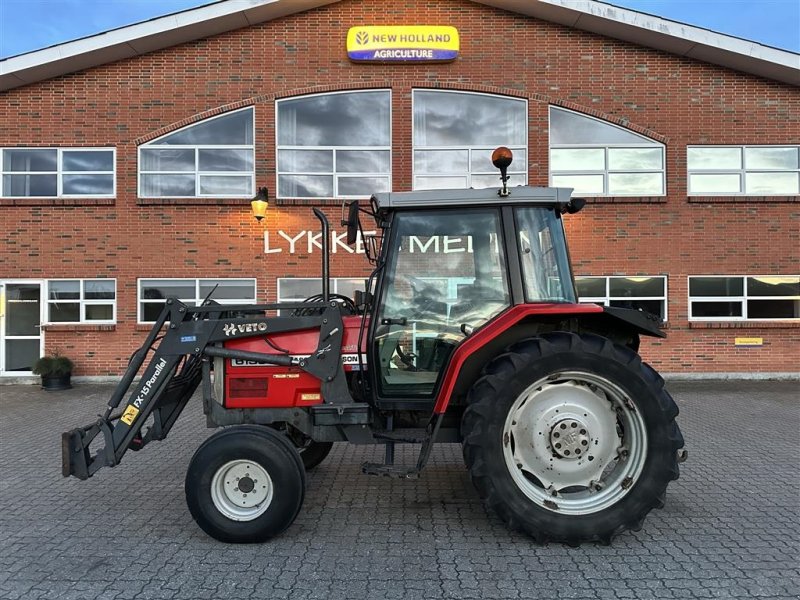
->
[[222, 316, 365, 408], [432, 303, 604, 414]]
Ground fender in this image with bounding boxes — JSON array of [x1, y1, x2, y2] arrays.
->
[[433, 303, 604, 414]]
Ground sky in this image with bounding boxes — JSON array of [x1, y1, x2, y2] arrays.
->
[[0, 0, 798, 60]]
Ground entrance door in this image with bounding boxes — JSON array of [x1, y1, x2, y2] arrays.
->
[[0, 281, 43, 374]]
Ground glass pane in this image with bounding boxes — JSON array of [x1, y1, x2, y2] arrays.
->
[[3, 149, 57, 171], [609, 277, 664, 297], [336, 150, 390, 174], [689, 173, 741, 194], [745, 147, 798, 170], [338, 176, 389, 196], [63, 174, 113, 195], [3, 174, 57, 196], [689, 277, 743, 297], [85, 280, 115, 299], [414, 176, 468, 190], [155, 109, 253, 145], [414, 91, 526, 146], [608, 148, 663, 170], [279, 279, 321, 300], [49, 280, 80, 300], [141, 280, 195, 300], [278, 174, 333, 198], [747, 299, 799, 319], [414, 150, 468, 174], [470, 148, 527, 172], [49, 302, 80, 322], [140, 148, 195, 171], [747, 276, 800, 297], [575, 277, 606, 298], [5, 339, 40, 371], [687, 147, 742, 170], [335, 278, 367, 298], [278, 91, 390, 146], [198, 148, 253, 172], [140, 173, 195, 197], [550, 107, 653, 145], [610, 299, 664, 319], [608, 173, 663, 195], [86, 305, 113, 321], [551, 174, 604, 194], [62, 150, 114, 171], [551, 148, 604, 171], [278, 150, 333, 173], [691, 301, 743, 318], [6, 284, 40, 336], [199, 279, 256, 300], [142, 302, 167, 322], [516, 207, 575, 303], [198, 175, 252, 195], [471, 173, 526, 189], [745, 172, 799, 195]]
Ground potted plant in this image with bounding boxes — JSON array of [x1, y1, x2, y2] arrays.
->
[[32, 353, 74, 391]]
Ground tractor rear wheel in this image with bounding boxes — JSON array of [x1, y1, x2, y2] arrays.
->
[[185, 425, 305, 543], [461, 332, 683, 545]]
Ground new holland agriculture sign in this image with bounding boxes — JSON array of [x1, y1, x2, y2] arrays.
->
[[347, 26, 459, 62]]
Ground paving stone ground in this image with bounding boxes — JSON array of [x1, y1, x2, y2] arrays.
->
[[0, 380, 798, 600]]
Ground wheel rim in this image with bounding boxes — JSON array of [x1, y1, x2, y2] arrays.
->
[[502, 371, 648, 515], [210, 460, 274, 521]]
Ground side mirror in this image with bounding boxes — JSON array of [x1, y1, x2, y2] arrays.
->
[[345, 200, 360, 245]]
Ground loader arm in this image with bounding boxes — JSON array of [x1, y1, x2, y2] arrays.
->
[[62, 298, 352, 480]]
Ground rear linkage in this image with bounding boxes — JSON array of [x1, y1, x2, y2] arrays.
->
[[62, 296, 351, 480]]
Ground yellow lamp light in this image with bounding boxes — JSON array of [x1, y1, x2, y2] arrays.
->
[[251, 187, 269, 221]]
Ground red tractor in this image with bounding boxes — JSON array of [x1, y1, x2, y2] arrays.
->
[[63, 148, 685, 545]]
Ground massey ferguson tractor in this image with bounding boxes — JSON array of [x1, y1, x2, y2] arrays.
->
[[62, 148, 685, 545]]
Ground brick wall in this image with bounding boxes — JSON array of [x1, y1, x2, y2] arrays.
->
[[0, 0, 798, 375]]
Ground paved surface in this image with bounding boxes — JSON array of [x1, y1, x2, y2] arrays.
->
[[0, 380, 798, 600]]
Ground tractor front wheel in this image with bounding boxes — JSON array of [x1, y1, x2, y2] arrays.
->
[[185, 425, 305, 543], [461, 332, 683, 545]]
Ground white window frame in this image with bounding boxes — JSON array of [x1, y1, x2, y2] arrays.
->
[[138, 107, 255, 199], [45, 279, 117, 324], [275, 90, 392, 200], [277, 278, 368, 301], [687, 145, 800, 196], [688, 275, 800, 321], [137, 278, 257, 323], [576, 275, 668, 321], [548, 107, 666, 197], [1, 147, 116, 198], [412, 89, 528, 190]]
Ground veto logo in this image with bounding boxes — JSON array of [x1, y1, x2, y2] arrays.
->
[[223, 322, 269, 336]]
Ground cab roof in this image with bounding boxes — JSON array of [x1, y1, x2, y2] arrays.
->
[[371, 186, 574, 210]]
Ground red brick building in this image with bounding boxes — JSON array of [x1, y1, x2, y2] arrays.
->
[[0, 0, 798, 379]]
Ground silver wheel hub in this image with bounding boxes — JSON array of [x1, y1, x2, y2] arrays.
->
[[502, 372, 648, 515], [210, 460, 273, 522]]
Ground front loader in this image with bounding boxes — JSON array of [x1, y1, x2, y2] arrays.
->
[[63, 147, 685, 545]]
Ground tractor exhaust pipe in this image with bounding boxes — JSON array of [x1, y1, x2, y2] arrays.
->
[[313, 208, 330, 302]]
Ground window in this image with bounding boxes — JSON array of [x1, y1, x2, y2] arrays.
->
[[139, 108, 254, 198], [413, 90, 527, 190], [278, 278, 367, 306], [549, 107, 665, 196], [576, 276, 667, 320], [138, 278, 257, 322], [688, 276, 799, 320], [2, 148, 115, 198], [46, 279, 116, 323], [687, 146, 800, 195], [516, 207, 576, 303], [276, 91, 391, 199]]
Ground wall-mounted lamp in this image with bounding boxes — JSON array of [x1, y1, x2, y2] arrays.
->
[[251, 187, 269, 221]]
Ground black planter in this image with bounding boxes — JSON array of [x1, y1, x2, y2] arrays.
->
[[41, 374, 72, 391]]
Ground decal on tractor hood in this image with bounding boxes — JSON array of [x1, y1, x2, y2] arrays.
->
[[232, 353, 366, 367], [223, 322, 268, 336]]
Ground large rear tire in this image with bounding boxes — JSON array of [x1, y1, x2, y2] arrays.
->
[[461, 332, 683, 545], [185, 425, 305, 543]]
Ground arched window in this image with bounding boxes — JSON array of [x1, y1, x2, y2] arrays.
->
[[138, 107, 254, 198], [413, 90, 527, 190], [276, 90, 391, 199], [549, 107, 665, 196]]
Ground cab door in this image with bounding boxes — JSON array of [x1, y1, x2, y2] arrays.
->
[[370, 208, 510, 407]]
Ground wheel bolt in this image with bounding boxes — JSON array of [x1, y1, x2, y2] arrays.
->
[[571, 423, 577, 428], [560, 423, 566, 429], [581, 440, 588, 446], [553, 432, 560, 438]]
